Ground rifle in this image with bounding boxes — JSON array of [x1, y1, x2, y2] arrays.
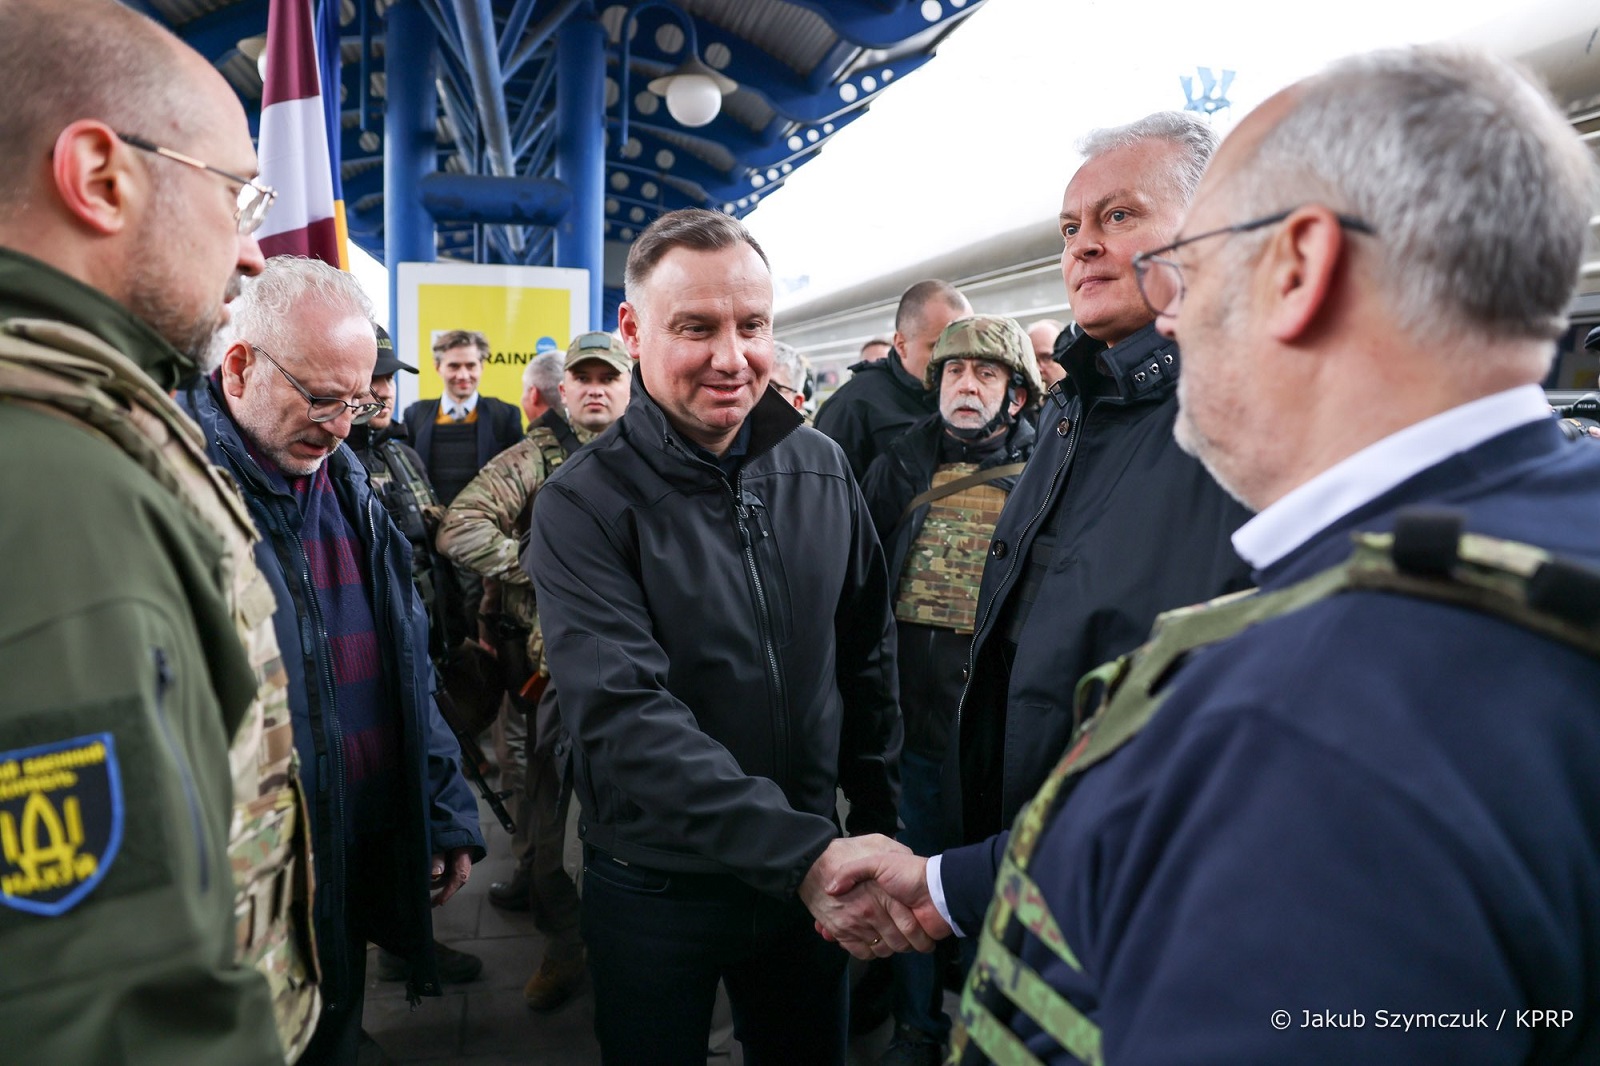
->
[[433, 683, 517, 835]]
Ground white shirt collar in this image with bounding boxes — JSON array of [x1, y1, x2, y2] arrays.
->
[[1232, 385, 1552, 571], [448, 392, 480, 417]]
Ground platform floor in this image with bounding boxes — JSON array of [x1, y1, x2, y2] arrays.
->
[[359, 784, 928, 1065]]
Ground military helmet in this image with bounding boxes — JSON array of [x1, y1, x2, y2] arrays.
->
[[924, 314, 1044, 402]]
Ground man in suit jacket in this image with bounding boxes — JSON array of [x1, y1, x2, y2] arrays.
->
[[405, 328, 523, 504]]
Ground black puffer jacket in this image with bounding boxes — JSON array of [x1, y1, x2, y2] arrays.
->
[[955, 323, 1253, 843], [814, 349, 939, 481], [860, 412, 1037, 586], [525, 373, 902, 898]]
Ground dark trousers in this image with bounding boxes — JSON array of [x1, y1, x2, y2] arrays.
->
[[891, 622, 970, 1041], [582, 846, 850, 1066]]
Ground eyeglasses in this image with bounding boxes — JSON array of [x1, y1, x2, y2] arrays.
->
[[117, 132, 277, 236], [1132, 208, 1375, 318], [252, 345, 387, 425], [771, 382, 801, 398]]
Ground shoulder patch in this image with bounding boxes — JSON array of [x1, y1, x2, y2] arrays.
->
[[0, 733, 122, 916]]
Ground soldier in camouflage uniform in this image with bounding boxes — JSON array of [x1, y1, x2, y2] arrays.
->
[[858, 314, 1041, 1066], [0, 4, 313, 1060], [436, 330, 632, 1010]]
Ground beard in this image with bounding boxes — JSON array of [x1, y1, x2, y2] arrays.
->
[[126, 175, 242, 371], [127, 272, 232, 370]]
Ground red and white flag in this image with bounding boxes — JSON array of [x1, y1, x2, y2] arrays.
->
[[256, 0, 348, 267]]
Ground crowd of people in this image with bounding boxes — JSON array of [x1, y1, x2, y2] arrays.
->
[[1, 2, 1597, 1065]]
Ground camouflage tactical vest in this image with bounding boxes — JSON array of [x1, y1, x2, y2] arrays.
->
[[512, 425, 574, 672], [951, 516, 1600, 1066], [0, 319, 320, 1062], [895, 463, 1011, 634]]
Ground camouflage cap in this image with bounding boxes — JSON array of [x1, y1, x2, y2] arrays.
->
[[565, 331, 632, 375], [925, 314, 1044, 398]]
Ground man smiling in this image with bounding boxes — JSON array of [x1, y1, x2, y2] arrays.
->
[[526, 208, 913, 1064]]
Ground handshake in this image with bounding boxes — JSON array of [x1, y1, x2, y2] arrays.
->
[[798, 835, 954, 960]]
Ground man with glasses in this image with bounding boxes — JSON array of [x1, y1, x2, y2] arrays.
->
[[0, 3, 305, 1060], [827, 45, 1600, 1064], [179, 256, 486, 1066], [948, 111, 1252, 863]]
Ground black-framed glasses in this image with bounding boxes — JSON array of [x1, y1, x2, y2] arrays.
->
[[771, 381, 801, 399], [1132, 208, 1375, 318], [252, 345, 387, 425], [117, 132, 277, 236]]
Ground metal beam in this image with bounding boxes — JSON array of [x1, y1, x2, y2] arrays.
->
[[170, 0, 268, 64], [555, 7, 605, 328], [384, 0, 438, 343], [453, 0, 525, 253], [504, 0, 585, 82], [420, 173, 572, 225]]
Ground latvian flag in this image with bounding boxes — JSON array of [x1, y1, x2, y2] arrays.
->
[[256, 0, 348, 267]]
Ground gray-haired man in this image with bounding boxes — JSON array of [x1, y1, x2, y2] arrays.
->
[[953, 111, 1253, 855]]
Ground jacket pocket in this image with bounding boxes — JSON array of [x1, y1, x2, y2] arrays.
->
[[581, 852, 672, 895]]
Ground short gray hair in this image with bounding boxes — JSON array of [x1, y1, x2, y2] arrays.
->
[[771, 340, 805, 391], [225, 256, 374, 356], [1232, 45, 1595, 344], [522, 350, 565, 402], [1078, 111, 1218, 205], [624, 208, 769, 299]]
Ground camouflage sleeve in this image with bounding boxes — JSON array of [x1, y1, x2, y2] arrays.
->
[[436, 439, 542, 588]]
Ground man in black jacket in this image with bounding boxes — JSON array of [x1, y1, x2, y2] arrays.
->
[[815, 280, 971, 480], [525, 208, 917, 1065], [955, 112, 1253, 847], [859, 314, 1040, 1064]]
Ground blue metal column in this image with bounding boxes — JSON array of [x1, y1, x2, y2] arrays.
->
[[384, 0, 439, 343], [554, 4, 604, 329]]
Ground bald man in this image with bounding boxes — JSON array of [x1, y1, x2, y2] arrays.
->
[[0, 3, 306, 1061]]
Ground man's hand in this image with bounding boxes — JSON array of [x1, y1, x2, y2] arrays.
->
[[800, 835, 933, 959], [823, 846, 952, 947], [431, 848, 473, 906]]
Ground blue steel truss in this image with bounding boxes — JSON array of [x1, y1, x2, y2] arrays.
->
[[134, 0, 986, 329]]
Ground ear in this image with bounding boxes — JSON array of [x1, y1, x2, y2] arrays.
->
[[219, 342, 254, 401], [616, 303, 644, 360], [51, 121, 136, 237], [891, 328, 907, 357], [1008, 386, 1028, 418], [1262, 205, 1345, 343]]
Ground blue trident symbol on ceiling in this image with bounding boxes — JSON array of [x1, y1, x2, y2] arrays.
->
[[1181, 67, 1236, 116]]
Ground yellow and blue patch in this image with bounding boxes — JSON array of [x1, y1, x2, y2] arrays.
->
[[0, 733, 122, 916]]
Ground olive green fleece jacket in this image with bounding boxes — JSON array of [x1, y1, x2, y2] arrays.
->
[[0, 248, 283, 1063]]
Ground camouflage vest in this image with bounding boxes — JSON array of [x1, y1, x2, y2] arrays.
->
[[0, 319, 320, 1063], [951, 517, 1600, 1066], [511, 424, 575, 671], [894, 463, 1011, 634]]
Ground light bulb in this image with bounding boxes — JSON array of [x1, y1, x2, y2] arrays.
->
[[663, 74, 723, 127]]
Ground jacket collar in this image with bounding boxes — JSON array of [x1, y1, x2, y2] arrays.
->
[[0, 245, 197, 391], [1055, 320, 1179, 408], [534, 407, 596, 449], [623, 365, 803, 480]]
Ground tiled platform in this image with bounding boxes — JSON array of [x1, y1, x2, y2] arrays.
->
[[360, 789, 920, 1065]]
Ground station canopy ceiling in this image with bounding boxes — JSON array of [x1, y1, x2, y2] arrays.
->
[[136, 0, 987, 267]]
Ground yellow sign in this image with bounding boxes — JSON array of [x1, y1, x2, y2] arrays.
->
[[395, 263, 589, 412]]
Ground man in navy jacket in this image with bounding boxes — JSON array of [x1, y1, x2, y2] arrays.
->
[[826, 45, 1600, 1064], [181, 257, 486, 1065]]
